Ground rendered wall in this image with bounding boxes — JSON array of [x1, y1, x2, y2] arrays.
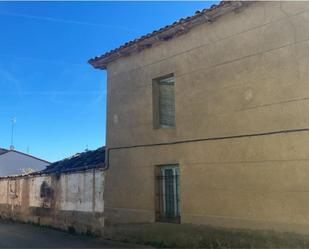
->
[[0, 169, 105, 235], [104, 1, 309, 233]]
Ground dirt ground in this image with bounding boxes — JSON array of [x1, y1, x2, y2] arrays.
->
[[0, 220, 142, 248], [102, 222, 309, 248]]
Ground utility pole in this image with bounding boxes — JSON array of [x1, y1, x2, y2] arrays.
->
[[10, 117, 16, 150]]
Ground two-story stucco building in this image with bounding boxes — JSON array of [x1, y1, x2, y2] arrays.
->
[[90, 1, 309, 233]]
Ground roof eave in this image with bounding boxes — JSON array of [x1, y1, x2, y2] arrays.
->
[[88, 1, 250, 70]]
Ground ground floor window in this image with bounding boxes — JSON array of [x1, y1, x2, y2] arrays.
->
[[155, 165, 180, 223]]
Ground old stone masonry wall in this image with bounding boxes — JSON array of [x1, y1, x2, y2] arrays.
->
[[0, 169, 105, 235]]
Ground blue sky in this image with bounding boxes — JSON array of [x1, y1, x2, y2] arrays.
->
[[0, 1, 215, 162]]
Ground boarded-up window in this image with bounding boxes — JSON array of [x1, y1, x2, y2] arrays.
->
[[153, 75, 175, 128]]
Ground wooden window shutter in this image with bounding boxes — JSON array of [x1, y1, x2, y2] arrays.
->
[[158, 76, 175, 127]]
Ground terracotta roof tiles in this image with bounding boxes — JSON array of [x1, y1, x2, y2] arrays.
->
[[89, 1, 249, 69]]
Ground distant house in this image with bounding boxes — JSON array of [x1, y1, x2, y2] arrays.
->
[[0, 146, 105, 233], [0, 148, 50, 176]]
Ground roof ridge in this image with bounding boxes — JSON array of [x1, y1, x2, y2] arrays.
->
[[0, 148, 9, 156], [0, 148, 50, 164]]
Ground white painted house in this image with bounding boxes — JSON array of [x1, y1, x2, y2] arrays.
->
[[0, 148, 50, 176]]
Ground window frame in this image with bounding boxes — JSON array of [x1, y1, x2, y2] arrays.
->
[[155, 164, 180, 223], [152, 73, 175, 129]]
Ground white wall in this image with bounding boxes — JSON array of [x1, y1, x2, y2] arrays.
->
[[0, 180, 7, 204], [0, 151, 49, 176], [0, 170, 104, 213], [60, 170, 104, 212], [0, 169, 105, 233], [29, 176, 52, 208]]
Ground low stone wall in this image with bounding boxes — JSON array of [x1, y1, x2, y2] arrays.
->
[[0, 169, 104, 235]]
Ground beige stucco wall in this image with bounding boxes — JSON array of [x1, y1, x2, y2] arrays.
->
[[104, 1, 309, 233]]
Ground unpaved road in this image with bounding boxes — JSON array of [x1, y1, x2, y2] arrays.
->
[[0, 220, 141, 248]]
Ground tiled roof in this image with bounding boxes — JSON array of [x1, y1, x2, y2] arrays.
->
[[41, 146, 105, 174], [0, 148, 8, 156], [0, 148, 49, 163], [89, 1, 249, 70]]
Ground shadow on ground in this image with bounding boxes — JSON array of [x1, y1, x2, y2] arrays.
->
[[4, 219, 309, 248], [103, 223, 309, 248], [0, 220, 144, 248]]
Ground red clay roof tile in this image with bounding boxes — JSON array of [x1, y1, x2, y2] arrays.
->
[[89, 1, 248, 70]]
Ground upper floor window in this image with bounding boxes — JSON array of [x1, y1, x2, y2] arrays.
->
[[153, 74, 175, 128]]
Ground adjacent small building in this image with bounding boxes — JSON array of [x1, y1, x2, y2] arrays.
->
[[0, 146, 105, 234], [0, 148, 50, 176], [89, 1, 309, 234]]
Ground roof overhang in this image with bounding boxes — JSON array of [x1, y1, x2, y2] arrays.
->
[[88, 1, 250, 70]]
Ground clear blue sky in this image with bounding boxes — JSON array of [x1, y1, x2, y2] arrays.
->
[[0, 1, 215, 162]]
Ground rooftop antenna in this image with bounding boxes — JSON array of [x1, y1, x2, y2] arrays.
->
[[10, 117, 16, 150]]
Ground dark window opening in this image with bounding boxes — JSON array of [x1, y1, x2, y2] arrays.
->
[[155, 165, 180, 223]]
